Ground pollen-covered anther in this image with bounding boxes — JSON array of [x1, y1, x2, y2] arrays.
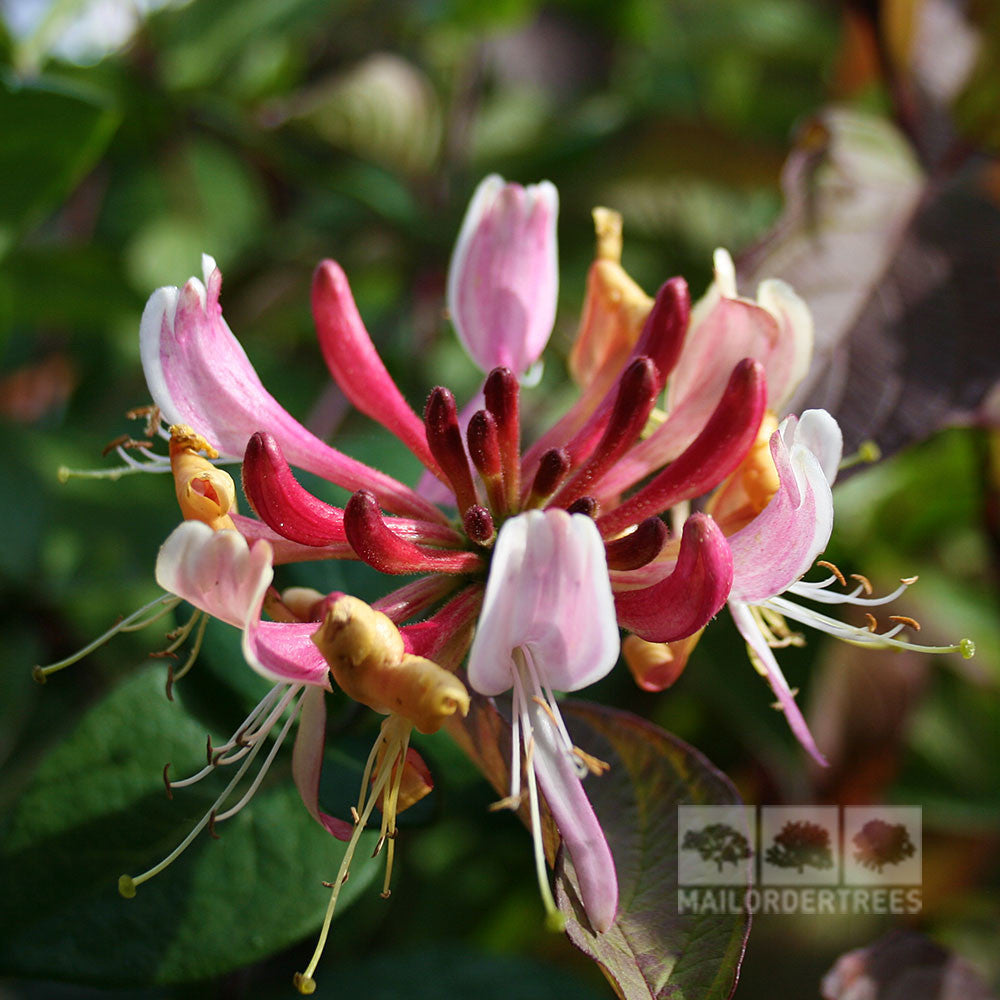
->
[[311, 595, 470, 734], [850, 573, 873, 595], [572, 746, 610, 776], [889, 615, 921, 631], [489, 794, 525, 812], [102, 434, 153, 457], [817, 560, 847, 587], [865, 613, 878, 632], [901, 575, 919, 586]]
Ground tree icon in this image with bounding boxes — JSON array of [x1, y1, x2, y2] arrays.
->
[[765, 820, 834, 873], [682, 823, 752, 872], [852, 819, 916, 872]]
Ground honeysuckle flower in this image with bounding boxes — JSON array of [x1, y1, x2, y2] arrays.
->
[[447, 173, 559, 379], [118, 519, 340, 900], [711, 409, 970, 765], [293, 594, 471, 994], [467, 509, 620, 933]]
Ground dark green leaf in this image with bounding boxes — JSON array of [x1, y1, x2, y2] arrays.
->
[[0, 74, 120, 251], [0, 669, 375, 986]]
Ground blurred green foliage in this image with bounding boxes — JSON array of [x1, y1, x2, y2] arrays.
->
[[2, 0, 998, 997]]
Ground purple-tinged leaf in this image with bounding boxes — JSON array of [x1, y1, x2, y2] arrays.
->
[[555, 702, 750, 1000], [737, 107, 1000, 460]]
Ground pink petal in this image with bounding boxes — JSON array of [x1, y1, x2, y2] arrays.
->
[[727, 413, 836, 604], [530, 699, 618, 933], [155, 520, 271, 631], [447, 175, 558, 376], [729, 601, 827, 766], [292, 685, 354, 840], [155, 521, 329, 686], [467, 510, 619, 697], [139, 254, 445, 523], [614, 513, 734, 642], [312, 260, 443, 478]]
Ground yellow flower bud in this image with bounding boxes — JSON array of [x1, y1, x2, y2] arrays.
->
[[168, 424, 237, 531], [312, 595, 470, 734]]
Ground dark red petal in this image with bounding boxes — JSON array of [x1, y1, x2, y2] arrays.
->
[[604, 516, 668, 571], [425, 387, 480, 514], [344, 490, 482, 575], [597, 358, 767, 538], [549, 356, 659, 509], [614, 513, 733, 642], [243, 432, 346, 546]]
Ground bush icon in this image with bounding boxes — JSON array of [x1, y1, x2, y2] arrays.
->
[[765, 820, 834, 874], [853, 819, 916, 872], [682, 823, 752, 873]]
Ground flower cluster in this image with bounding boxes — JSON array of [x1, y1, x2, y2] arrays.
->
[[41, 175, 972, 991]]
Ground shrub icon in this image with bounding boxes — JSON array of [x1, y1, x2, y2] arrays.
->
[[765, 820, 834, 874], [681, 823, 752, 873], [852, 819, 916, 872]]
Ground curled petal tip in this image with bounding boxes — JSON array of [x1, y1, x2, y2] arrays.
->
[[614, 513, 734, 643]]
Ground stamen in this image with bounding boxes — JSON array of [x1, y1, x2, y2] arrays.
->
[[889, 615, 921, 631], [162, 612, 209, 698], [295, 715, 412, 994], [572, 747, 610, 776], [816, 560, 846, 587], [33, 594, 182, 682], [850, 573, 873, 595], [163, 764, 173, 800], [839, 439, 881, 471], [489, 795, 524, 812], [865, 613, 878, 632], [207, 811, 220, 840]]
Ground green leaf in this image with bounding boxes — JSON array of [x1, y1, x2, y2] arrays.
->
[[557, 702, 750, 1000], [0, 74, 121, 254], [0, 669, 376, 986]]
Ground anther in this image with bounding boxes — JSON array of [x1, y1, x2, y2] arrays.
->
[[207, 810, 221, 840], [604, 517, 668, 570], [850, 572, 873, 595], [526, 448, 570, 507], [572, 747, 610, 776], [372, 834, 386, 858], [463, 504, 496, 545], [531, 695, 559, 726], [163, 764, 173, 800], [865, 613, 878, 632], [350, 806, 360, 825], [425, 387, 480, 514], [484, 367, 521, 511], [206, 735, 214, 765], [489, 794, 524, 812], [901, 576, 919, 585], [380, 889, 392, 900], [817, 560, 846, 587], [566, 496, 598, 518], [889, 615, 921, 631]]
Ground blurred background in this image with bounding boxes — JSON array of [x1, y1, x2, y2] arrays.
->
[[1, 0, 999, 996]]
